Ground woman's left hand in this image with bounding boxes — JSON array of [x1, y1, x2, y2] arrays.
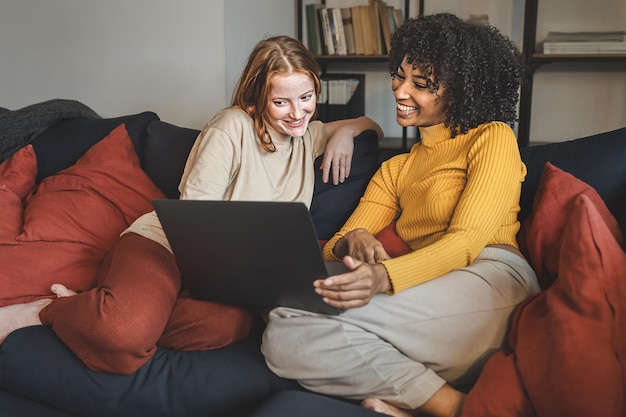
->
[[320, 133, 353, 185], [313, 256, 391, 309]]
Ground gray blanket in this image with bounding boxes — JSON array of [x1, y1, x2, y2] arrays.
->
[[0, 99, 100, 162]]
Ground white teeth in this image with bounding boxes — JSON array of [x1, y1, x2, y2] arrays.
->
[[397, 104, 416, 116]]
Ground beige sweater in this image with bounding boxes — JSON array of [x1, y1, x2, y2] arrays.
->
[[125, 107, 328, 251]]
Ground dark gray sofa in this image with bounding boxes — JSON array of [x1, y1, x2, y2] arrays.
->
[[0, 105, 624, 417]]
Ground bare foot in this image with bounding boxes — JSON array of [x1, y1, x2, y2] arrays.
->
[[0, 298, 53, 344], [362, 398, 414, 417], [51, 283, 77, 298]]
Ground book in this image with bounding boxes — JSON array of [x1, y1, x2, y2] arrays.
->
[[305, 3, 323, 55], [350, 5, 366, 55], [386, 5, 397, 34], [392, 8, 404, 29], [377, 1, 392, 54], [318, 7, 335, 55], [543, 40, 626, 54], [341, 7, 356, 55], [368, 0, 384, 55], [356, 6, 375, 55], [329, 8, 348, 55], [317, 74, 365, 122], [545, 30, 625, 42]]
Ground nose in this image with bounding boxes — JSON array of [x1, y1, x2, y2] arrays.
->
[[392, 78, 410, 100], [289, 103, 304, 120]]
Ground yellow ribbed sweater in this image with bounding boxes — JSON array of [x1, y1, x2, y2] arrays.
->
[[323, 121, 527, 293]]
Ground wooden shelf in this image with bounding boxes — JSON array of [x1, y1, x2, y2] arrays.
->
[[518, 0, 626, 147]]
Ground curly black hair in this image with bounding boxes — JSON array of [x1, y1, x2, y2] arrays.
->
[[389, 13, 524, 138]]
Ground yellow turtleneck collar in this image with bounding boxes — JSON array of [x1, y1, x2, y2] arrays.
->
[[418, 123, 455, 147]]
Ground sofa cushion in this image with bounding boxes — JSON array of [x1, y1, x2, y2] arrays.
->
[[518, 162, 623, 289], [0, 145, 37, 241], [311, 129, 380, 240], [513, 194, 625, 417], [0, 124, 164, 306], [248, 390, 382, 417], [30, 111, 160, 182], [143, 120, 199, 199], [459, 350, 533, 417], [462, 193, 626, 417], [519, 126, 626, 237], [0, 323, 298, 417], [18, 123, 164, 247]]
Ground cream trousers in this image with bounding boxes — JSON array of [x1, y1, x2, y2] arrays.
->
[[261, 247, 540, 409]]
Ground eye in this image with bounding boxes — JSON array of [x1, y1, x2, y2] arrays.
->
[[301, 93, 313, 101], [272, 100, 287, 106], [413, 81, 428, 89], [391, 71, 405, 81]]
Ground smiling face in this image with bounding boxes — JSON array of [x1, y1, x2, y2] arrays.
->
[[391, 56, 447, 128], [266, 71, 317, 138]]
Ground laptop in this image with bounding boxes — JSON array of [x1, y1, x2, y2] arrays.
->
[[152, 199, 348, 315]]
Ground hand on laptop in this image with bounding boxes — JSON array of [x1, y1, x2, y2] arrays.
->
[[313, 256, 391, 309]]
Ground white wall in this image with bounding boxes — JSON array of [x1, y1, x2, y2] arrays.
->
[[1, 0, 624, 142], [0, 0, 227, 130], [224, 0, 296, 103]]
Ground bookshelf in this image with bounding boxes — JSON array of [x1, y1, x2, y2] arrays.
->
[[296, 0, 425, 150], [518, 0, 626, 147]]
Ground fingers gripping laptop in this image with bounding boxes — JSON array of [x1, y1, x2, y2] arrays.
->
[[153, 199, 348, 315]]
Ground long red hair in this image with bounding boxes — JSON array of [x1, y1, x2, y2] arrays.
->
[[231, 35, 321, 152]]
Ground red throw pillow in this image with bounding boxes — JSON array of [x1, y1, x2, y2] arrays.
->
[[375, 221, 411, 258], [518, 162, 623, 289], [0, 124, 165, 306], [510, 194, 625, 417], [318, 223, 412, 259], [460, 350, 534, 417], [17, 123, 165, 250], [0, 145, 37, 242]]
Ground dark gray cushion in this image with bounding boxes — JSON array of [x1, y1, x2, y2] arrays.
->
[[30, 111, 160, 182], [519, 127, 626, 237], [142, 120, 199, 199], [247, 390, 381, 417], [0, 321, 297, 417], [311, 129, 380, 240]]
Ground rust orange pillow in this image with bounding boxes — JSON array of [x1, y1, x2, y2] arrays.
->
[[0, 145, 37, 242], [17, 123, 165, 251], [511, 194, 625, 417], [518, 162, 623, 289], [0, 124, 165, 306], [318, 223, 411, 259], [460, 350, 533, 417]]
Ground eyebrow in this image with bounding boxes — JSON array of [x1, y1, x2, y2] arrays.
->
[[271, 89, 315, 101]]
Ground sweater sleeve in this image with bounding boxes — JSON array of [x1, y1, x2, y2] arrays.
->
[[382, 122, 525, 292]]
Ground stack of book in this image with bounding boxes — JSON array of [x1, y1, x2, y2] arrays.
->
[[305, 1, 404, 56], [542, 30, 626, 54]]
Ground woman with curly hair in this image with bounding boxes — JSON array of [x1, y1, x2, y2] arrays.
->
[[262, 13, 540, 417]]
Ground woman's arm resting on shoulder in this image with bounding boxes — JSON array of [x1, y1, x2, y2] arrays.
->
[[321, 116, 383, 185]]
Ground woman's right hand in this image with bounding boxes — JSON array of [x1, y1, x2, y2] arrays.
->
[[336, 228, 391, 265]]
